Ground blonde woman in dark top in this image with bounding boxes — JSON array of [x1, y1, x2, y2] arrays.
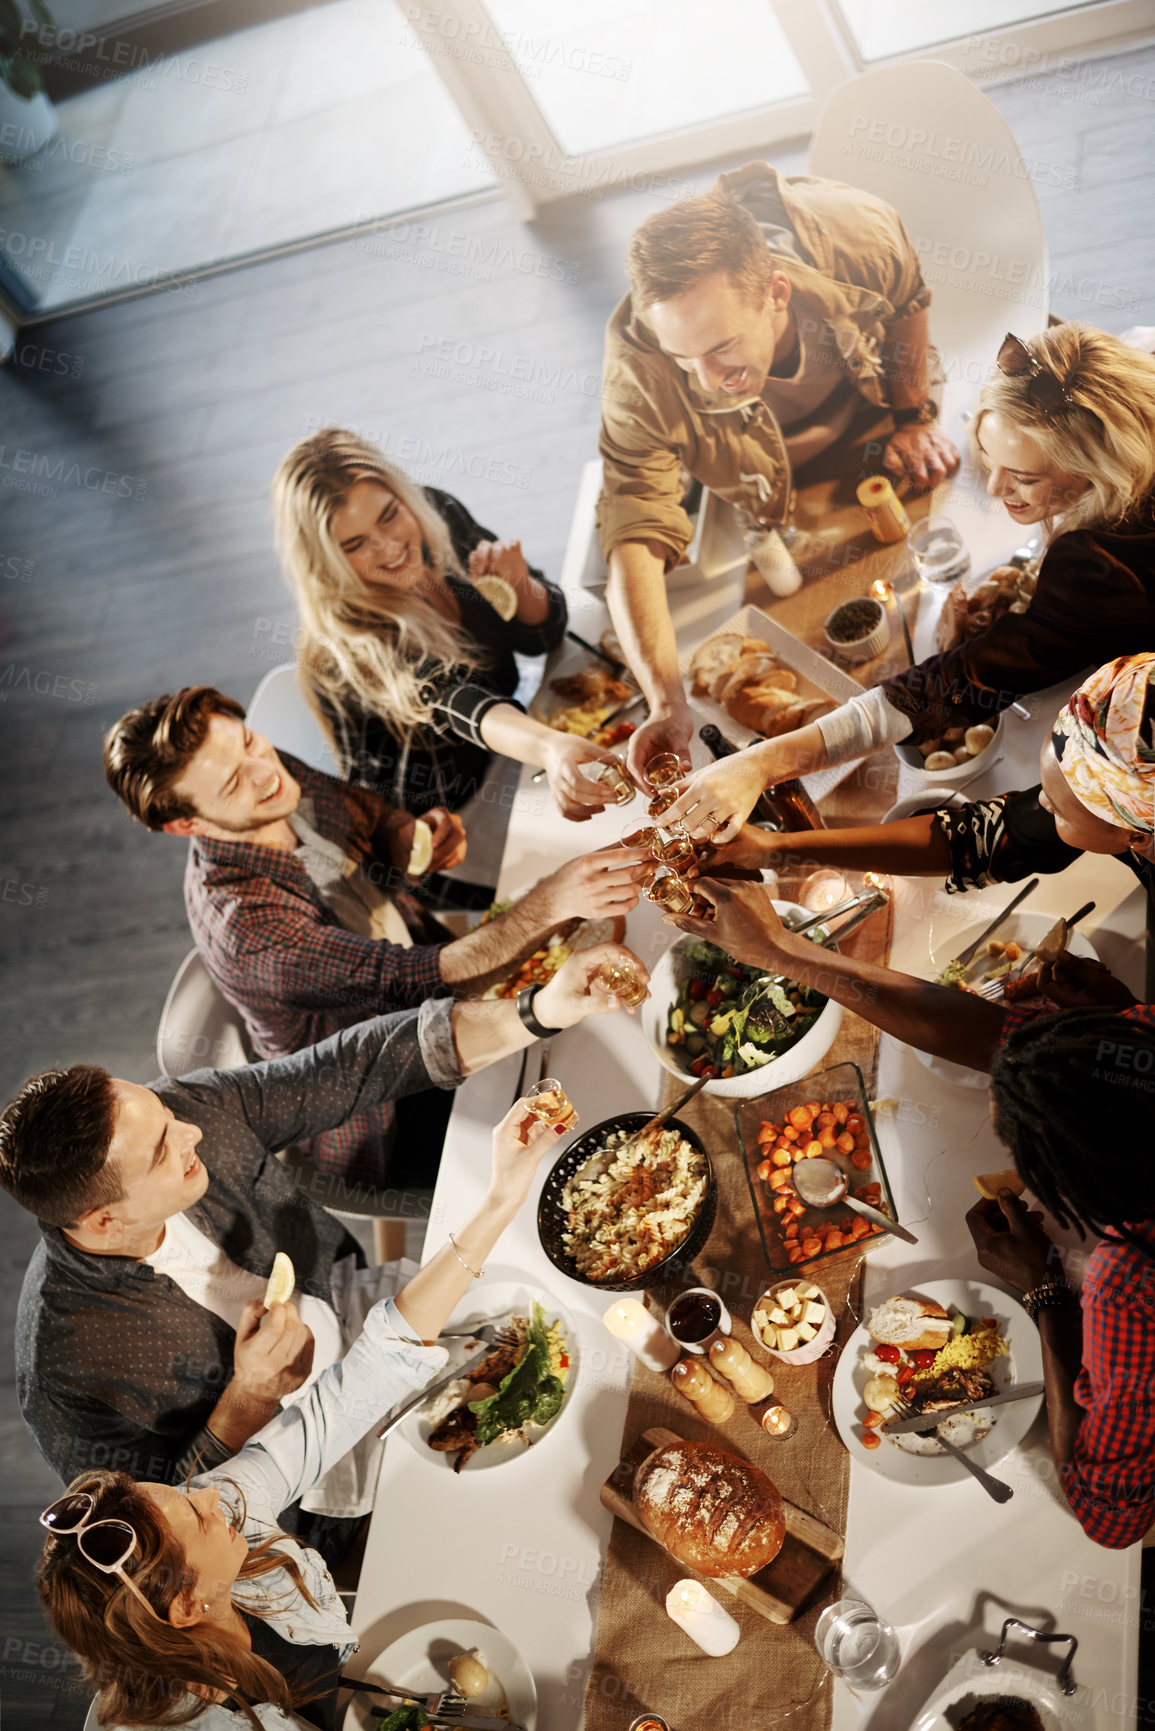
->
[[273, 428, 625, 822]]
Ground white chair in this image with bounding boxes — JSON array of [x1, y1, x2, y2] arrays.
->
[[156, 948, 250, 1078], [246, 662, 337, 775], [808, 60, 1050, 383]]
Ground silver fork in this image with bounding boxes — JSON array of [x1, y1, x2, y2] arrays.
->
[[433, 1703, 527, 1731], [977, 977, 1007, 1001], [890, 1396, 1013, 1503], [343, 1676, 457, 1713], [435, 1320, 520, 1347]]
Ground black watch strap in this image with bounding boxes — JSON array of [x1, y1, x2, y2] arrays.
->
[[517, 986, 563, 1039], [891, 399, 938, 427]]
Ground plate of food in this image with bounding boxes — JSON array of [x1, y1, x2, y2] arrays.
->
[[398, 1281, 578, 1472], [538, 1110, 716, 1291], [936, 561, 1038, 655], [734, 1061, 901, 1273], [911, 910, 1098, 1089], [529, 635, 641, 746], [642, 916, 842, 1097], [475, 910, 627, 1000], [348, 1618, 537, 1731], [907, 1643, 1089, 1731], [831, 1279, 1043, 1486]]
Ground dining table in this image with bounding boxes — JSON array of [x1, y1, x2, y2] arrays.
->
[[346, 379, 1147, 1731]]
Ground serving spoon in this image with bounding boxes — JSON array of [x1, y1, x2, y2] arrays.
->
[[791, 1154, 919, 1246]]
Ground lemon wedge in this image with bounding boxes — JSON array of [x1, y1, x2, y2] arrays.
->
[[405, 817, 433, 877], [473, 575, 518, 621], [263, 1252, 295, 1309]]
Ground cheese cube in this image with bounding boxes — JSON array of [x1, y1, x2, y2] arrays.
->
[[778, 1327, 800, 1353], [775, 1287, 797, 1311], [796, 1321, 817, 1342], [803, 1301, 826, 1327], [787, 1302, 804, 1322], [794, 1280, 818, 1300], [768, 1307, 790, 1328]]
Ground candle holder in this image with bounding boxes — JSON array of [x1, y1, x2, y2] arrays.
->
[[629, 1716, 672, 1731], [799, 868, 849, 915], [757, 1400, 798, 1440]]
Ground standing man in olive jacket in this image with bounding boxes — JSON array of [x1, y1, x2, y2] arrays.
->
[[596, 161, 959, 785]]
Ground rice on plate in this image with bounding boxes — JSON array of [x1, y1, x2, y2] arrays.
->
[[561, 1125, 707, 1282]]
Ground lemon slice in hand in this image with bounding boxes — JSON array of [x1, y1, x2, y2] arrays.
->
[[263, 1252, 295, 1309], [473, 574, 518, 621], [405, 817, 434, 877]]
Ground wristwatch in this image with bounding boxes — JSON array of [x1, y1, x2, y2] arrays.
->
[[891, 400, 939, 427], [517, 986, 563, 1040]]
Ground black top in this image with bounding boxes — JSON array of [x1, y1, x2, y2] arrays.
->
[[243, 1610, 341, 1731], [882, 498, 1155, 742], [313, 488, 567, 815], [934, 784, 1152, 897]]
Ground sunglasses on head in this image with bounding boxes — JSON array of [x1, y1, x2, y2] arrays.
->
[[40, 1492, 161, 1620], [996, 332, 1077, 416]]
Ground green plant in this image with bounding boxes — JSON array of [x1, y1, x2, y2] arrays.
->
[[0, 0, 54, 100]]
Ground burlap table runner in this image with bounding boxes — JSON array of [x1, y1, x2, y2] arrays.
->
[[584, 777, 897, 1731]]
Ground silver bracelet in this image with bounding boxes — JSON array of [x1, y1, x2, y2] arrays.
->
[[448, 1232, 483, 1280]]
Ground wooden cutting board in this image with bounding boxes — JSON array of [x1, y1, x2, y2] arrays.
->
[[602, 1426, 843, 1626]]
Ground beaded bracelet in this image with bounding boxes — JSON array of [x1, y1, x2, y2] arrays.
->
[[448, 1232, 483, 1280], [1022, 1280, 1079, 1325]]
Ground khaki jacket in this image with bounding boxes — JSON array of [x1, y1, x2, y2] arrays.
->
[[596, 162, 933, 562]]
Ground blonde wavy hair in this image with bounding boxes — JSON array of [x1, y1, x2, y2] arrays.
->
[[273, 427, 482, 736], [972, 322, 1155, 537]]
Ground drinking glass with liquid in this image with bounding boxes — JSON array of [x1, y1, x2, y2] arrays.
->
[[592, 957, 650, 1008], [908, 515, 970, 585], [814, 1599, 900, 1690], [525, 1079, 579, 1133], [592, 757, 636, 806]]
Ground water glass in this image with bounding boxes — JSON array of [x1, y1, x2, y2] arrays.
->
[[814, 1598, 900, 1690], [908, 515, 970, 584]]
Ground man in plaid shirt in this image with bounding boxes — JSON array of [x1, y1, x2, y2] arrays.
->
[[104, 687, 648, 1193]]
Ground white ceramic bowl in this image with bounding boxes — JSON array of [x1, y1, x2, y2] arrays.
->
[[894, 710, 1004, 786], [823, 597, 890, 663], [640, 902, 843, 1098], [752, 1280, 838, 1366]]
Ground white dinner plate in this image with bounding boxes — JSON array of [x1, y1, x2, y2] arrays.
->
[[831, 1278, 1043, 1487], [908, 1646, 1090, 1730], [910, 909, 1098, 1089], [348, 1618, 537, 1731], [396, 1279, 579, 1472]]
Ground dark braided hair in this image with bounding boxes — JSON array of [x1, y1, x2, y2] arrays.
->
[[990, 1009, 1155, 1243]]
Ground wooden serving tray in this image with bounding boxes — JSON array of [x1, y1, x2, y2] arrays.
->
[[602, 1426, 843, 1626]]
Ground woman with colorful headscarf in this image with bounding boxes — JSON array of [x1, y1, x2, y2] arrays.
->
[[661, 655, 1154, 1074]]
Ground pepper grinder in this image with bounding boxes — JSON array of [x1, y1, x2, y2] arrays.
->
[[709, 1337, 776, 1403], [671, 1358, 735, 1424]]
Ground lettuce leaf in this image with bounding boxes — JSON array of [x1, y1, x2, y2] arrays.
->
[[468, 1302, 564, 1446]]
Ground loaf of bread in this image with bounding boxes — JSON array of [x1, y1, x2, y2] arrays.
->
[[634, 1440, 785, 1578], [866, 1295, 953, 1352]]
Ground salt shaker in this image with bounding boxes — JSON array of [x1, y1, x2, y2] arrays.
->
[[671, 1358, 735, 1424], [709, 1337, 776, 1403]]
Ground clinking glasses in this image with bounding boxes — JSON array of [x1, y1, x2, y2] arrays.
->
[[996, 332, 1078, 416], [40, 1492, 159, 1618]]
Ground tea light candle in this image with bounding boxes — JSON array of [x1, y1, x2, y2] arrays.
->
[[665, 1579, 741, 1655], [870, 577, 915, 664], [602, 1298, 679, 1372], [759, 1401, 797, 1440], [800, 869, 848, 914]]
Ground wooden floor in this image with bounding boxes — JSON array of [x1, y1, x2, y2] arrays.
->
[[2, 41, 1154, 1723]]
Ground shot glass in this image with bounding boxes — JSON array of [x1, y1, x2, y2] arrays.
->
[[619, 818, 662, 855], [592, 757, 636, 806], [647, 787, 681, 819], [592, 956, 650, 1008], [657, 831, 697, 875], [645, 752, 685, 789], [641, 868, 693, 915], [525, 1078, 579, 1133]]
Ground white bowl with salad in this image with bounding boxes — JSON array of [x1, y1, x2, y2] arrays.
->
[[641, 906, 843, 1097]]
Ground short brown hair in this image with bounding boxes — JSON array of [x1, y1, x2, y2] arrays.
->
[[627, 190, 774, 309], [103, 687, 245, 830], [0, 1065, 124, 1228]]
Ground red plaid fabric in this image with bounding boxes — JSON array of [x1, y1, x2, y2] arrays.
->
[[184, 753, 448, 1188], [1001, 1001, 1155, 1547]]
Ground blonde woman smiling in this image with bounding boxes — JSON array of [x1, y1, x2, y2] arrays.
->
[[661, 322, 1155, 841], [274, 428, 624, 823]]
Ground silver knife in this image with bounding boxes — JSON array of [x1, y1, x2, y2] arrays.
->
[[376, 1342, 493, 1440], [881, 1380, 1045, 1435], [428, 1716, 523, 1731], [952, 878, 1040, 968]]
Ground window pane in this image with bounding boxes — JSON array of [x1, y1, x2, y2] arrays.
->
[[833, 0, 1089, 62], [482, 0, 808, 157]]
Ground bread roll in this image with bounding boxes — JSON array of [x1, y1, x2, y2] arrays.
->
[[866, 1295, 953, 1352], [634, 1440, 785, 1578]]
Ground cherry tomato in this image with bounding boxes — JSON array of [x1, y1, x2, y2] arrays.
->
[[874, 1344, 901, 1364], [687, 979, 707, 1000], [912, 1350, 938, 1370], [690, 1057, 715, 1078], [706, 987, 725, 1008]]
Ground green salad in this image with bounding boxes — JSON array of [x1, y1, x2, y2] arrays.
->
[[468, 1302, 567, 1446], [666, 940, 826, 1080]]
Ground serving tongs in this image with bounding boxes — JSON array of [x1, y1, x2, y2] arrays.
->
[[746, 886, 889, 992]]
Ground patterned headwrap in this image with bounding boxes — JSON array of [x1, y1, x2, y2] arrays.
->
[[1052, 654, 1155, 860]]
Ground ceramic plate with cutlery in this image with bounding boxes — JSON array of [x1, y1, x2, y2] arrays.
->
[[831, 1279, 1044, 1487], [348, 1619, 537, 1731], [907, 1644, 1089, 1731], [910, 910, 1097, 1089]]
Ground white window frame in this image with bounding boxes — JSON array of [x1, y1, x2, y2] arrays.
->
[[406, 0, 1154, 214]]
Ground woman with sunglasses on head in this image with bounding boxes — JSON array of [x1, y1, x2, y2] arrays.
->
[[661, 322, 1155, 843], [273, 428, 627, 831], [36, 1097, 561, 1731]]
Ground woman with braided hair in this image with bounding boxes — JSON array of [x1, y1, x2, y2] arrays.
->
[[967, 1007, 1155, 1550]]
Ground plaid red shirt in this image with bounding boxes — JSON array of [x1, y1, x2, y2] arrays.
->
[[184, 753, 448, 1188], [1002, 1001, 1155, 1547]]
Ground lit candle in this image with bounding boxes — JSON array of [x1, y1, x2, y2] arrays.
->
[[870, 578, 915, 665], [665, 1579, 741, 1655], [602, 1298, 679, 1372], [800, 869, 849, 914], [759, 1402, 797, 1440]]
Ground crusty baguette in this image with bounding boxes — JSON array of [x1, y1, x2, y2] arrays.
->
[[973, 1169, 1025, 1201], [867, 1295, 953, 1352], [635, 1440, 786, 1579], [717, 656, 785, 708], [689, 634, 744, 693]]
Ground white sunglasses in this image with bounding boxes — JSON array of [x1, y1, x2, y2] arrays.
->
[[40, 1491, 160, 1620]]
